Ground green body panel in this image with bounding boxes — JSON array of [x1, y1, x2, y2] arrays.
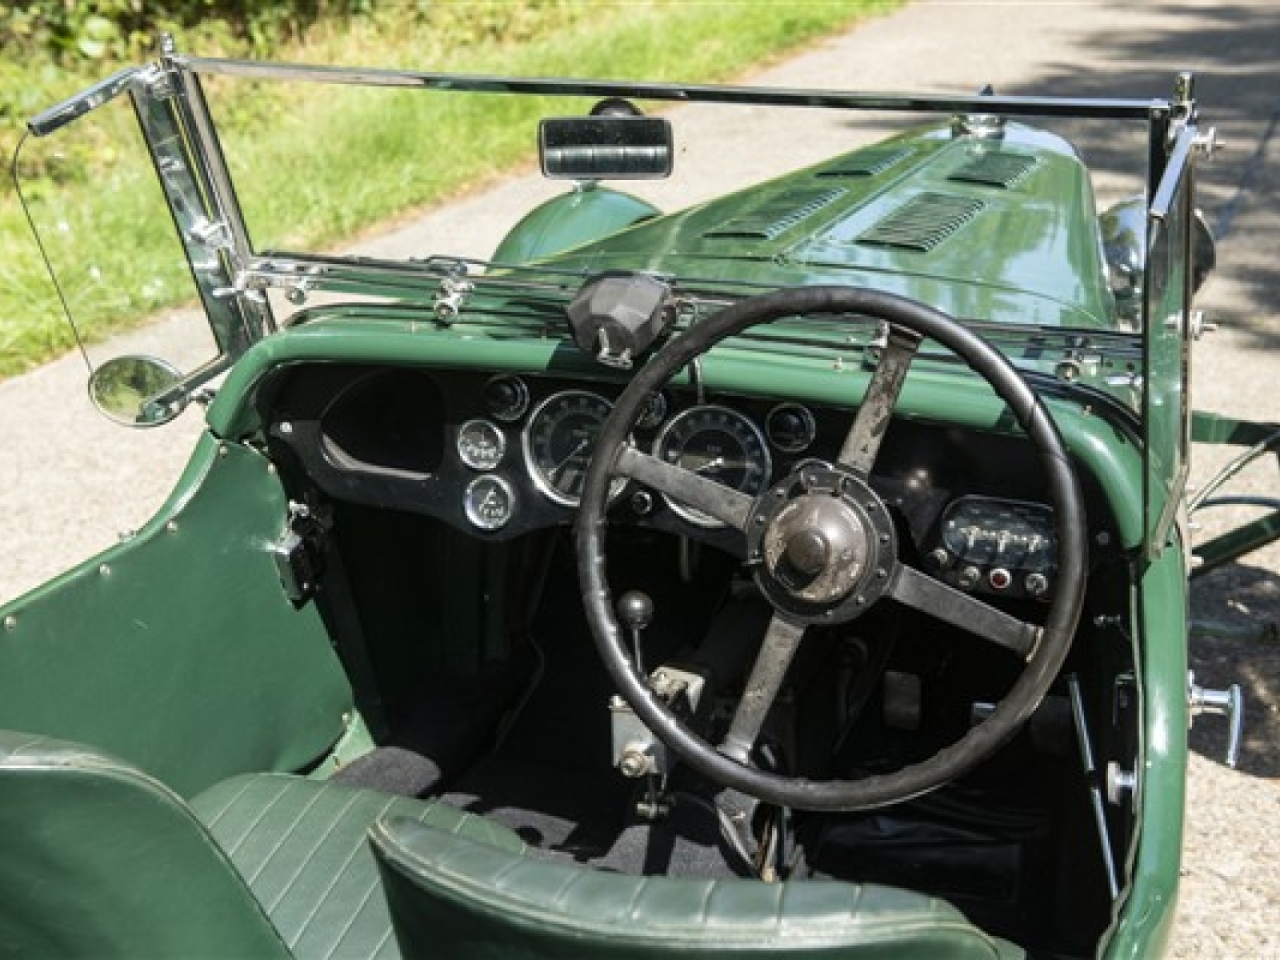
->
[[540, 126, 1113, 328], [0, 435, 353, 797], [491, 186, 661, 264], [207, 316, 1145, 548], [1103, 544, 1188, 958]]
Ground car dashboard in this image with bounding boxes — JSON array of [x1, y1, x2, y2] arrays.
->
[[265, 363, 1074, 604]]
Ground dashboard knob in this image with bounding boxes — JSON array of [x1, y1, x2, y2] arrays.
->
[[1025, 573, 1049, 597], [925, 548, 949, 571], [957, 566, 981, 591]]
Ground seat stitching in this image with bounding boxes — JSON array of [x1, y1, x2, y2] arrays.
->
[[202, 776, 260, 829], [369, 925, 395, 960], [286, 796, 398, 951], [224, 779, 298, 857], [319, 873, 384, 960], [699, 881, 716, 926], [626, 876, 649, 922], [550, 868, 585, 909], [266, 789, 364, 915], [247, 782, 331, 885]]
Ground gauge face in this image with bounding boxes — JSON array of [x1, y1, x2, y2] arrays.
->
[[765, 403, 817, 454], [456, 419, 506, 470], [483, 375, 529, 422], [464, 474, 516, 531], [940, 497, 1056, 572], [655, 405, 772, 527], [524, 391, 627, 506]]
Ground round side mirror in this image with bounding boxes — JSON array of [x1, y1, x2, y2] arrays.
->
[[88, 355, 187, 427]]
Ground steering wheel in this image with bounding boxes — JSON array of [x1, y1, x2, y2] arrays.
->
[[576, 286, 1086, 812]]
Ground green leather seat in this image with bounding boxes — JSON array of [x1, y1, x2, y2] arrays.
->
[[371, 816, 1026, 960], [0, 731, 521, 959]]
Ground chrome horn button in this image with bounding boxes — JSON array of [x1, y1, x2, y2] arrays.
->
[[746, 463, 898, 624]]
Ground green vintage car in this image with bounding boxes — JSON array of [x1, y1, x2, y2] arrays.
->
[[0, 43, 1252, 959]]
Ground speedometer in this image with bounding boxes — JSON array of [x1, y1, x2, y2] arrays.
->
[[523, 391, 627, 506], [654, 405, 771, 527]]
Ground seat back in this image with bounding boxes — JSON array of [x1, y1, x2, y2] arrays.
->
[[371, 816, 1022, 960], [0, 731, 293, 959]]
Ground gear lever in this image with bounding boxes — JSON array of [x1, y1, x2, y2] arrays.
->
[[617, 589, 654, 675]]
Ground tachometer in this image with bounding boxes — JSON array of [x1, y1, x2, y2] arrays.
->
[[523, 391, 627, 506], [654, 405, 772, 527]]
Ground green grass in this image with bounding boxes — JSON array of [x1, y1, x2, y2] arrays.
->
[[0, 1, 897, 380]]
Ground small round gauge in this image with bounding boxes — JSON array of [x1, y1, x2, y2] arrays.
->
[[524, 390, 627, 506], [464, 474, 516, 531], [456, 419, 506, 470], [483, 375, 530, 422], [636, 391, 669, 431], [654, 405, 772, 527], [765, 403, 817, 454]]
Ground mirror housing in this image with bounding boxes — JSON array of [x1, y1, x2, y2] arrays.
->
[[539, 113, 673, 180], [88, 356, 188, 427]]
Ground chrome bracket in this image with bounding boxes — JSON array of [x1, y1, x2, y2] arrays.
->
[[1188, 671, 1244, 768], [433, 276, 474, 324]]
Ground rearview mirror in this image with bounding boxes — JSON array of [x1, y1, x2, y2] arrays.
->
[[539, 115, 673, 180], [88, 355, 187, 427]]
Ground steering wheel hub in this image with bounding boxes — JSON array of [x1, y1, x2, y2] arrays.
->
[[748, 464, 897, 623]]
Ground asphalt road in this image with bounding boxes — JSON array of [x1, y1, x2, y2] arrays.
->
[[2, 2, 1278, 955]]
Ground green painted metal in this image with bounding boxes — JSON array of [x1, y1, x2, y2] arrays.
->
[[1103, 544, 1188, 959], [543, 125, 1115, 328], [491, 187, 661, 264], [0, 435, 353, 798]]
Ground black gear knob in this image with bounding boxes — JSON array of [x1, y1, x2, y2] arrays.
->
[[617, 590, 654, 632]]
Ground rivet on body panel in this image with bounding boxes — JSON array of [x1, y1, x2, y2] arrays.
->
[[166, 520, 179, 534], [98, 564, 112, 577], [267, 463, 278, 475], [218, 444, 229, 458], [3, 615, 17, 632]]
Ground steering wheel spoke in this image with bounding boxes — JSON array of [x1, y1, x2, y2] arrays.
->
[[837, 325, 923, 477], [886, 563, 1042, 659], [615, 446, 753, 531], [719, 613, 807, 764]]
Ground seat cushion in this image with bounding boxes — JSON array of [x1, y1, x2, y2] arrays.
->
[[193, 773, 524, 960], [371, 817, 1025, 960]]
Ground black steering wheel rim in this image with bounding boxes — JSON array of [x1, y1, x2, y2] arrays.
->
[[576, 285, 1087, 812]]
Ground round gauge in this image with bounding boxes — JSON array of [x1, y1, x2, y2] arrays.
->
[[464, 474, 516, 531], [654, 405, 772, 527], [636, 391, 669, 431], [483, 375, 530, 422], [765, 403, 817, 454], [524, 391, 627, 506], [456, 419, 506, 470]]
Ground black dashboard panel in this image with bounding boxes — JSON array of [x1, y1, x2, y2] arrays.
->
[[264, 364, 1093, 598]]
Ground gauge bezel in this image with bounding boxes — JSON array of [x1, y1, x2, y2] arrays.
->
[[765, 402, 817, 454], [464, 474, 516, 531], [482, 374, 530, 422], [653, 404, 772, 527], [523, 390, 627, 507], [456, 418, 507, 470]]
